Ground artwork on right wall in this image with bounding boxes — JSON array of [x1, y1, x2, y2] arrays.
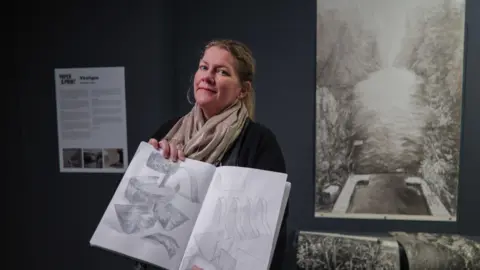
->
[[314, 0, 466, 221], [295, 230, 480, 269]]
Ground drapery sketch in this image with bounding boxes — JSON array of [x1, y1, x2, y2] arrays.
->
[[180, 195, 273, 269], [91, 142, 289, 269], [296, 231, 400, 270], [315, 0, 465, 221], [212, 196, 272, 241], [213, 169, 249, 192], [182, 195, 273, 270], [178, 166, 288, 270]]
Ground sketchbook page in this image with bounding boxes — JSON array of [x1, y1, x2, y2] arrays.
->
[[89, 141, 217, 270], [178, 166, 288, 270], [267, 182, 291, 268]]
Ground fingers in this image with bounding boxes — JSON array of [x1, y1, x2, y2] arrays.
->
[[169, 143, 178, 162], [178, 148, 186, 161], [148, 138, 159, 149], [158, 139, 170, 158], [192, 266, 203, 270], [155, 139, 185, 162]]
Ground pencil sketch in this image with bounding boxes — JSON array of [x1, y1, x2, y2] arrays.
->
[[181, 231, 263, 270], [169, 168, 200, 204], [111, 174, 191, 233], [153, 202, 190, 231], [146, 151, 181, 176], [179, 192, 273, 270], [125, 176, 177, 206], [212, 169, 248, 192], [114, 204, 157, 234], [143, 232, 180, 259], [91, 142, 233, 269], [146, 151, 201, 204], [296, 231, 400, 270], [315, 0, 465, 221], [212, 196, 272, 241], [249, 198, 272, 236], [390, 232, 480, 269]]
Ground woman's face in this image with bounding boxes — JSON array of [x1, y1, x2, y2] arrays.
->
[[193, 46, 244, 118]]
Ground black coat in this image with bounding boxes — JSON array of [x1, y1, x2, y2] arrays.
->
[[138, 117, 289, 270]]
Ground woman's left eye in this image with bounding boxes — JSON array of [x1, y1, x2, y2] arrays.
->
[[218, 70, 229, 76]]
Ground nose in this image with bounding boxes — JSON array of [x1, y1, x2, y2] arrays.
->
[[201, 70, 215, 84]]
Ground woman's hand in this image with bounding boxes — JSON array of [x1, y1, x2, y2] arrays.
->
[[148, 138, 185, 162], [192, 266, 203, 270]]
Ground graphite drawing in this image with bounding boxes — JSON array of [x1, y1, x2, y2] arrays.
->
[[296, 231, 400, 270], [181, 231, 263, 270], [125, 176, 176, 206], [114, 204, 157, 234], [212, 196, 272, 241], [110, 180, 188, 259], [212, 169, 249, 192], [146, 151, 201, 204], [179, 194, 272, 270], [153, 202, 190, 231], [109, 174, 191, 258], [315, 0, 465, 221], [106, 150, 205, 260], [92, 142, 291, 269], [143, 232, 180, 259]]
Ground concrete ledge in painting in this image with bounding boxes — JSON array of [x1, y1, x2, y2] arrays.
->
[[331, 174, 451, 217]]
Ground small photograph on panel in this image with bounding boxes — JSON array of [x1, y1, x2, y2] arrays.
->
[[83, 148, 103, 168], [103, 148, 124, 168], [62, 148, 82, 168], [390, 232, 480, 270], [296, 231, 400, 270], [314, 0, 465, 221]]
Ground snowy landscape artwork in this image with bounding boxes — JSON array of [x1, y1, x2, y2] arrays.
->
[[314, 0, 465, 221]]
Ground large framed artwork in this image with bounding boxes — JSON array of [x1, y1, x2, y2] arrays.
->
[[314, 0, 466, 221]]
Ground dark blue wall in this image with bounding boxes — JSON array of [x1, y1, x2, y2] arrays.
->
[[14, 1, 175, 269], [13, 0, 479, 269]]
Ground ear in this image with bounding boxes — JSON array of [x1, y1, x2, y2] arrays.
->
[[238, 81, 251, 99]]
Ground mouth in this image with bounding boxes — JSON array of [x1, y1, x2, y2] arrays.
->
[[198, 87, 217, 93]]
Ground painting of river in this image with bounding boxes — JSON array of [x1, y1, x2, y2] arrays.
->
[[314, 0, 465, 221]]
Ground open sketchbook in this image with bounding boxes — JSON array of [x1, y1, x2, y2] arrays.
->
[[90, 141, 291, 270]]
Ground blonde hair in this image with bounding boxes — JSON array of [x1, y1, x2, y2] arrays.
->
[[203, 39, 256, 120]]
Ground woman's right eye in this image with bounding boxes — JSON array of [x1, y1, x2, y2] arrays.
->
[[199, 65, 207, 70]]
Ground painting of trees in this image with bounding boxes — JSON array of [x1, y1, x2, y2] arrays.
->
[[394, 0, 465, 216], [315, 5, 382, 211], [315, 0, 465, 221]]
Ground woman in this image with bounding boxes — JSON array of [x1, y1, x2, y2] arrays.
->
[[139, 39, 288, 269]]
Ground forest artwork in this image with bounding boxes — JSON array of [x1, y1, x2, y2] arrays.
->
[[314, 0, 465, 221], [390, 232, 480, 269], [296, 231, 401, 270], [295, 231, 480, 269]]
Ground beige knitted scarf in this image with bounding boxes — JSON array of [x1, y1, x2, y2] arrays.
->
[[163, 100, 249, 164]]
